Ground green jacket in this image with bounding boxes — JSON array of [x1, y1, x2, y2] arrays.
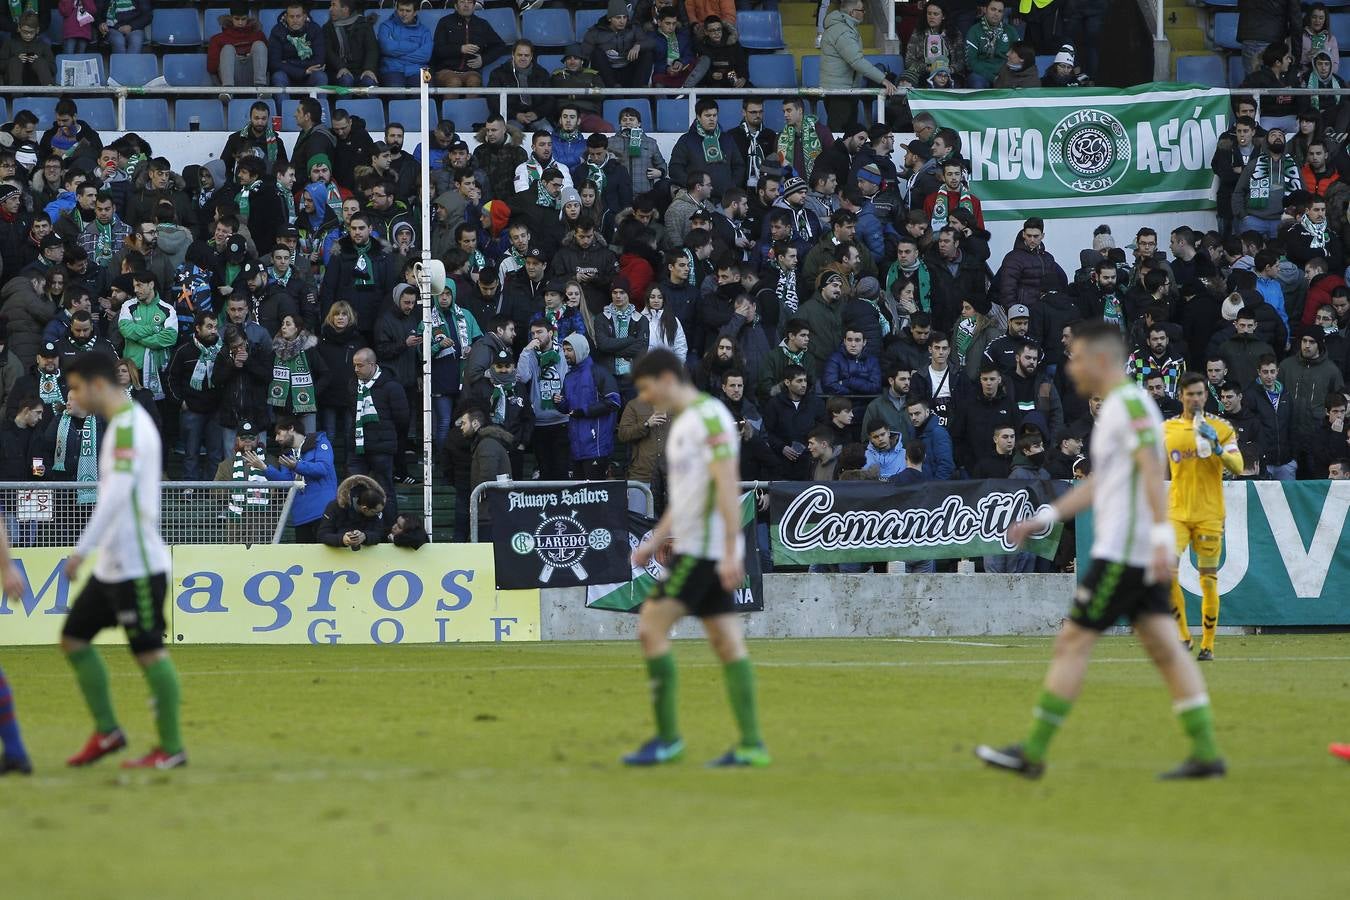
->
[[965, 20, 1018, 82], [820, 9, 886, 89], [797, 292, 844, 377], [117, 296, 179, 381]]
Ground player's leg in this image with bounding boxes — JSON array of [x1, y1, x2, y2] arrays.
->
[[120, 575, 186, 770], [1193, 525, 1224, 659], [622, 593, 689, 766], [1169, 522, 1194, 648], [703, 613, 769, 767], [61, 578, 128, 766], [0, 663, 32, 774], [1134, 612, 1225, 778]]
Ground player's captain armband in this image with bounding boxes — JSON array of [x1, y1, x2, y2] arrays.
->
[[1122, 395, 1157, 446], [113, 425, 135, 472]]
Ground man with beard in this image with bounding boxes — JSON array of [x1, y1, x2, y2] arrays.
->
[[8, 341, 65, 423], [1074, 259, 1132, 331], [516, 316, 570, 480], [815, 121, 869, 193], [168, 316, 226, 484], [221, 103, 290, 176], [382, 123, 420, 199], [318, 213, 394, 344], [54, 311, 116, 363]]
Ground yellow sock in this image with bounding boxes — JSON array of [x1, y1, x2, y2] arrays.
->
[[1200, 573, 1220, 652], [1170, 578, 1191, 644]]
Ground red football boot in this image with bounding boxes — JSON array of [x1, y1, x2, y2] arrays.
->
[[66, 728, 127, 767]]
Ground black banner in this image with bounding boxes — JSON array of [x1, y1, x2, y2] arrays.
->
[[490, 482, 632, 588], [769, 479, 1065, 564]]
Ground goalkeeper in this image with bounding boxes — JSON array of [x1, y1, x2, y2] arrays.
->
[[1163, 372, 1243, 660]]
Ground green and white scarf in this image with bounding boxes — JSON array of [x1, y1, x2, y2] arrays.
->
[[697, 122, 724, 164], [625, 127, 644, 158], [1300, 212, 1329, 251], [227, 451, 269, 517], [860, 295, 892, 338], [1246, 150, 1300, 210], [954, 315, 976, 366], [929, 187, 974, 230], [237, 179, 260, 219], [584, 161, 608, 196], [104, 0, 132, 25], [7, 1, 35, 26], [772, 262, 799, 314], [352, 240, 375, 285], [887, 260, 932, 312], [92, 219, 116, 266], [608, 304, 635, 376], [53, 413, 98, 505], [489, 378, 516, 423], [777, 116, 823, 179], [189, 337, 220, 391], [663, 32, 680, 64], [777, 339, 805, 368], [269, 338, 316, 413], [239, 121, 281, 167], [535, 180, 559, 209], [536, 345, 562, 410], [353, 368, 380, 455], [38, 368, 62, 407], [286, 32, 314, 61]]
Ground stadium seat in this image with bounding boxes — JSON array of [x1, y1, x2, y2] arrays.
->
[[1035, 54, 1054, 75], [716, 99, 742, 127], [866, 54, 904, 78], [0, 99, 6, 123], [737, 11, 786, 50], [259, 9, 282, 34], [761, 99, 785, 131], [605, 99, 650, 131], [575, 8, 605, 37], [1201, 0, 1237, 6], [655, 99, 686, 133], [126, 98, 170, 131], [204, 8, 231, 42], [164, 54, 211, 87], [389, 98, 434, 129], [310, 9, 330, 28], [338, 99, 386, 131], [1332, 14, 1350, 50], [522, 9, 573, 47], [417, 9, 454, 33], [1227, 53, 1245, 87], [537, 54, 563, 74], [748, 54, 797, 87], [54, 53, 104, 85], [801, 54, 820, 86], [1213, 12, 1240, 50], [479, 6, 519, 42], [13, 98, 58, 126], [228, 99, 268, 130], [175, 99, 226, 132], [481, 56, 509, 82], [279, 98, 324, 128], [442, 98, 492, 129], [80, 99, 116, 131], [1176, 55, 1226, 87], [152, 9, 204, 47], [109, 53, 159, 86]]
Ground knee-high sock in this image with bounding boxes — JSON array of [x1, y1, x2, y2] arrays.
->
[[1024, 690, 1073, 764], [1199, 572, 1220, 652], [1175, 694, 1220, 762], [646, 653, 679, 743], [1170, 579, 1192, 644], [142, 657, 183, 755], [0, 664, 29, 762], [67, 646, 118, 733], [723, 658, 763, 748]]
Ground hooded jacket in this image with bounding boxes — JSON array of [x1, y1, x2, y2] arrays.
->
[[374, 286, 421, 389], [317, 474, 386, 548], [1278, 347, 1345, 448], [207, 14, 266, 74], [557, 332, 621, 461], [0, 275, 55, 368], [264, 432, 339, 526], [469, 424, 515, 501], [593, 303, 650, 380], [471, 126, 528, 202], [820, 9, 887, 89], [319, 234, 396, 337]]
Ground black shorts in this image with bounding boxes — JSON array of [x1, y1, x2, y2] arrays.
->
[[62, 573, 169, 653], [648, 554, 737, 619], [1070, 559, 1171, 631]]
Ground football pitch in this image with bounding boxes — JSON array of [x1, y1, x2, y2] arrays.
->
[[2, 635, 1349, 898]]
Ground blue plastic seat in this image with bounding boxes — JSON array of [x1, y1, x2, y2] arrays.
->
[[479, 7, 519, 42], [1176, 55, 1226, 87], [481, 56, 509, 82], [866, 54, 904, 77], [605, 99, 649, 131], [737, 11, 785, 50], [442, 98, 492, 129], [417, 9, 454, 34], [0, 99, 6, 123], [1331, 14, 1350, 50], [338, 99, 386, 131], [655, 98, 686, 132], [109, 53, 159, 86], [801, 54, 820, 86], [175, 99, 226, 132], [1036, 54, 1054, 75], [54, 53, 104, 85], [14, 98, 58, 126], [80, 99, 116, 131], [126, 98, 170, 131], [522, 9, 573, 47], [748, 54, 797, 87], [227, 99, 268, 130], [1227, 53, 1245, 87], [260, 9, 282, 34], [1202, 0, 1237, 6], [716, 99, 742, 127], [164, 54, 211, 87], [761, 99, 785, 131], [1213, 12, 1240, 50], [537, 54, 563, 73], [575, 8, 605, 38], [204, 9, 231, 42], [388, 99, 433, 129], [152, 9, 204, 47]]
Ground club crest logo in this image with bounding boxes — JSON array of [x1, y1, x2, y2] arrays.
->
[[512, 510, 611, 583], [1046, 109, 1131, 194]]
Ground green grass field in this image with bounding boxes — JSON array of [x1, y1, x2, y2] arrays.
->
[[2, 635, 1349, 898]]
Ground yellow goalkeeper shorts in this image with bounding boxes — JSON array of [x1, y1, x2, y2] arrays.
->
[[1173, 519, 1224, 569]]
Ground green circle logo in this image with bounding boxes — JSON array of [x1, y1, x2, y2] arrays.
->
[[511, 532, 535, 554], [1046, 109, 1131, 194]]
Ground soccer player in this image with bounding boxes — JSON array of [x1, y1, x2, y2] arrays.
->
[[0, 522, 32, 775], [1165, 372, 1243, 660], [624, 348, 769, 768], [60, 352, 186, 770], [975, 322, 1225, 780]]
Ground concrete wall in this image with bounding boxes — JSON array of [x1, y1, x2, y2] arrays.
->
[[541, 573, 1076, 640]]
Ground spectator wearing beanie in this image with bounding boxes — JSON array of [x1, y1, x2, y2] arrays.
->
[[551, 44, 614, 132]]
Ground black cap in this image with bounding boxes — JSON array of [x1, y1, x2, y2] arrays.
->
[[241, 261, 265, 280], [226, 235, 247, 259], [449, 139, 469, 152], [41, 234, 63, 249], [544, 278, 565, 294], [38, 341, 58, 358], [492, 348, 513, 365], [238, 421, 258, 437], [525, 246, 547, 261], [282, 226, 300, 239]]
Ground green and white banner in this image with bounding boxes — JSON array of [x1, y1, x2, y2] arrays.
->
[[907, 83, 1229, 221], [1076, 481, 1350, 626]]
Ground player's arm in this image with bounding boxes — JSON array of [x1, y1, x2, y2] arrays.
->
[[710, 454, 745, 591], [65, 435, 137, 578], [1007, 474, 1094, 546], [0, 520, 24, 598], [1216, 422, 1244, 476], [1135, 444, 1175, 583], [632, 508, 675, 568]]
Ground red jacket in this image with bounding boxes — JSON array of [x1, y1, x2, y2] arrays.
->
[[619, 252, 655, 305], [1304, 273, 1345, 327], [1302, 164, 1341, 198], [207, 16, 266, 75]]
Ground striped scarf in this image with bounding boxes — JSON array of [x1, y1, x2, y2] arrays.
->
[[38, 368, 62, 407], [269, 338, 316, 413], [1246, 150, 1300, 210], [54, 413, 98, 505], [354, 369, 380, 454], [189, 338, 220, 391], [227, 452, 269, 518], [777, 117, 823, 179]]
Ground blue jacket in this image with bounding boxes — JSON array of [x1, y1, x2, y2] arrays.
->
[[44, 190, 77, 223], [263, 432, 338, 526], [865, 443, 905, 479], [823, 347, 882, 396], [269, 21, 327, 80], [854, 198, 892, 261], [552, 133, 587, 172], [914, 416, 955, 480], [557, 356, 621, 462], [377, 14, 433, 78], [1255, 275, 1290, 333]]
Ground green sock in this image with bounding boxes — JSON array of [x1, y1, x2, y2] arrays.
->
[[143, 657, 183, 755], [723, 657, 763, 748], [1177, 698, 1220, 763], [1024, 690, 1073, 764], [646, 653, 679, 743], [67, 646, 118, 733]]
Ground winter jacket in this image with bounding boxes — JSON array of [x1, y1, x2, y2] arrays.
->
[[373, 301, 421, 390], [823, 347, 882, 396], [1211, 130, 1257, 220], [264, 432, 338, 526], [268, 19, 326, 81], [430, 11, 506, 73], [376, 12, 432, 78], [580, 18, 646, 71], [997, 238, 1068, 309], [608, 128, 668, 196], [0, 30, 53, 84], [291, 126, 337, 190], [168, 338, 226, 415], [551, 65, 606, 117], [912, 414, 955, 480], [215, 341, 274, 430], [1278, 350, 1345, 449], [719, 312, 772, 379], [316, 322, 364, 408], [471, 131, 528, 202], [0, 277, 56, 368], [551, 239, 620, 310], [1236, 0, 1300, 46], [316, 474, 386, 548], [349, 367, 409, 458], [324, 11, 380, 79], [616, 398, 670, 483], [820, 9, 887, 89], [592, 306, 650, 381], [102, 0, 150, 31], [994, 61, 1041, 88], [487, 61, 556, 124], [965, 18, 1018, 82], [557, 351, 621, 463], [762, 390, 825, 479], [906, 27, 965, 78], [516, 341, 570, 428], [1245, 380, 1295, 466], [946, 385, 1017, 472], [797, 292, 845, 377], [318, 235, 397, 338], [469, 424, 514, 499], [668, 125, 747, 200], [207, 14, 266, 74]]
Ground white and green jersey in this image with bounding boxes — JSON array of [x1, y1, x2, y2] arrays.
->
[[666, 393, 743, 561], [74, 402, 171, 582], [1090, 381, 1165, 568]]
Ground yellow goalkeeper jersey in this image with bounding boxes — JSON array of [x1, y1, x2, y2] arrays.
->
[[1164, 414, 1239, 523]]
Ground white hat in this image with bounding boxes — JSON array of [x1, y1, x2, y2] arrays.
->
[[1053, 44, 1075, 67]]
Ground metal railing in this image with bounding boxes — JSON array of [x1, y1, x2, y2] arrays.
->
[[0, 481, 301, 548], [467, 479, 655, 543]]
